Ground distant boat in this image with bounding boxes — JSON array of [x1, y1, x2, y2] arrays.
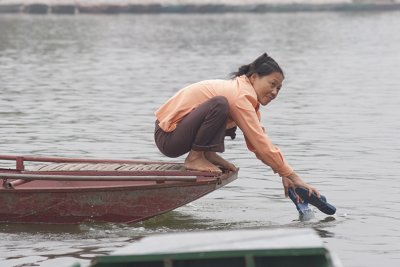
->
[[0, 154, 237, 224]]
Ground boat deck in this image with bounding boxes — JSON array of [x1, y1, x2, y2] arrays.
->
[[0, 154, 229, 190], [29, 162, 186, 172]]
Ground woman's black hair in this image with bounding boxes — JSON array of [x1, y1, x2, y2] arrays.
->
[[231, 53, 284, 79]]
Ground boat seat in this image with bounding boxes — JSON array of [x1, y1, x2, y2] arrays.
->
[[28, 162, 186, 172]]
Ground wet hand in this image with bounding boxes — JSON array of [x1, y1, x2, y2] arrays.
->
[[281, 176, 295, 198], [282, 172, 321, 200]]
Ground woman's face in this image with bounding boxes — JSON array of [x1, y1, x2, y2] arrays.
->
[[250, 72, 284, 106]]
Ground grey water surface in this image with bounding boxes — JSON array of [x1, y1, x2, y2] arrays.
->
[[0, 11, 399, 267]]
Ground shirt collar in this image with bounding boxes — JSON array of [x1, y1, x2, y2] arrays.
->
[[238, 75, 260, 110]]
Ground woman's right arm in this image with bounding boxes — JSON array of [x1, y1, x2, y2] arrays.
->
[[230, 94, 293, 177]]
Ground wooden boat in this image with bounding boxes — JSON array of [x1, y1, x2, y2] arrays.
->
[[85, 228, 343, 267], [0, 154, 238, 224]]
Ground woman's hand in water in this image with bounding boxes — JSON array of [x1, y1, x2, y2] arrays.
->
[[282, 171, 320, 200]]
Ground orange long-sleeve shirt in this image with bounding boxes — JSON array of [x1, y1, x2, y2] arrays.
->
[[155, 75, 294, 177]]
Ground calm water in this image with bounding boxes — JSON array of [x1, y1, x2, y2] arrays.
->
[[0, 11, 399, 267]]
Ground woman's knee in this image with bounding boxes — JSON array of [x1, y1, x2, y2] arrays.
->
[[210, 96, 229, 114], [157, 140, 188, 158]]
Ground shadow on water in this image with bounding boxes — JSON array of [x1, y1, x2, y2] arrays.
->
[[0, 223, 82, 234], [0, 211, 243, 238], [0, 210, 337, 238], [0, 213, 212, 239]]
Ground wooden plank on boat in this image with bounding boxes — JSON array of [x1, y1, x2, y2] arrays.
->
[[29, 163, 186, 172]]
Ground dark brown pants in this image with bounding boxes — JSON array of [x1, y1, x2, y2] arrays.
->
[[155, 96, 232, 158]]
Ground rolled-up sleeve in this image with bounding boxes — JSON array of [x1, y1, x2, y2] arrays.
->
[[230, 94, 293, 177]]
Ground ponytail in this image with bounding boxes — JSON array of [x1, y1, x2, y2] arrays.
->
[[233, 64, 251, 77], [231, 52, 284, 79]]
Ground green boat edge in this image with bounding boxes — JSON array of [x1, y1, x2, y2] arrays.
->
[[89, 247, 336, 267]]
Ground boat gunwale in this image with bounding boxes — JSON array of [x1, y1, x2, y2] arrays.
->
[[0, 180, 218, 192], [0, 154, 174, 165], [0, 169, 237, 192]]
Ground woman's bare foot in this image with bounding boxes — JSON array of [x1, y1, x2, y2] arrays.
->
[[184, 150, 221, 173], [205, 152, 237, 172]]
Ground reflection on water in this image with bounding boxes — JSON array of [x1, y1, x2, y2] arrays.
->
[[1, 11, 400, 267]]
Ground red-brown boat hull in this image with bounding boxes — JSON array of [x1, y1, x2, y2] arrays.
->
[[0, 155, 238, 224]]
